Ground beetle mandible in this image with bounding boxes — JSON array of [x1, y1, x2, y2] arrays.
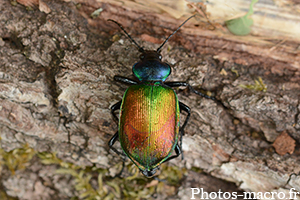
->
[[108, 15, 214, 177]]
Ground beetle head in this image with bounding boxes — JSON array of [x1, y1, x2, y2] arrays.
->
[[108, 15, 196, 82], [132, 50, 171, 82]]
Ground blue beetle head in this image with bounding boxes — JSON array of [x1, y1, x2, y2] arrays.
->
[[132, 50, 171, 82]]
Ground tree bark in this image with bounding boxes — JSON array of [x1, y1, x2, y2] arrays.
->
[[0, 0, 299, 199]]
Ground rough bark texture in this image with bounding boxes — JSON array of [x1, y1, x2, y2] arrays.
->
[[0, 0, 299, 199]]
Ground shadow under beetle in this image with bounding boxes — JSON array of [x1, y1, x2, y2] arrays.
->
[[108, 16, 214, 178]]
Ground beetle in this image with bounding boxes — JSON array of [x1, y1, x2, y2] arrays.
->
[[108, 16, 214, 177]]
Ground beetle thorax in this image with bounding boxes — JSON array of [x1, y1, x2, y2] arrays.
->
[[132, 50, 171, 82]]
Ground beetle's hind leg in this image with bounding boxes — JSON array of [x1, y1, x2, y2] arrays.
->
[[110, 100, 126, 154], [109, 101, 126, 158], [179, 102, 191, 136], [108, 131, 124, 156], [108, 131, 127, 177], [178, 102, 191, 160], [163, 144, 182, 163], [109, 100, 127, 175]]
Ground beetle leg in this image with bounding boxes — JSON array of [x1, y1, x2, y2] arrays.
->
[[114, 160, 126, 178], [179, 101, 190, 136], [108, 131, 127, 159], [108, 131, 121, 154], [111, 100, 122, 122], [163, 144, 182, 163], [114, 75, 138, 85], [164, 81, 188, 87], [108, 133, 126, 178], [164, 81, 215, 100], [179, 102, 190, 160], [109, 101, 127, 159]]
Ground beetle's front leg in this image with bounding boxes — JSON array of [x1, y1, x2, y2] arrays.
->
[[165, 81, 215, 100], [114, 75, 138, 85]]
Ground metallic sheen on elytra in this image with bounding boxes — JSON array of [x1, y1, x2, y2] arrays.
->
[[119, 84, 180, 171]]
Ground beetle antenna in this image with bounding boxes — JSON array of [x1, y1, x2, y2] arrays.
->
[[156, 15, 196, 53], [108, 19, 145, 53]]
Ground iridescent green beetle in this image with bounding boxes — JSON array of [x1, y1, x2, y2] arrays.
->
[[108, 16, 214, 177]]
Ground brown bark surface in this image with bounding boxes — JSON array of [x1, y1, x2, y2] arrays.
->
[[0, 0, 299, 199]]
